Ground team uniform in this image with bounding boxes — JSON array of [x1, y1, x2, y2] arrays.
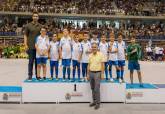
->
[[127, 43, 141, 71], [60, 36, 72, 80], [80, 41, 91, 80], [159, 47, 164, 60], [146, 46, 152, 56], [49, 40, 60, 80], [35, 35, 50, 65], [90, 38, 99, 45], [146, 46, 153, 60], [127, 43, 143, 86], [154, 46, 160, 61], [108, 41, 120, 80], [117, 41, 126, 80], [71, 40, 81, 81], [99, 42, 109, 80]]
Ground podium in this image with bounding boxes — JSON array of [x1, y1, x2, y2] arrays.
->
[[126, 83, 165, 103], [0, 86, 22, 103], [1, 80, 165, 103], [22, 78, 126, 103]]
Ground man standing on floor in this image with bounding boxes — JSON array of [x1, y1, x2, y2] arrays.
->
[[87, 42, 104, 110], [24, 11, 42, 81]]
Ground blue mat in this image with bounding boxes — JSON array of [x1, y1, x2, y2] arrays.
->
[[0, 83, 159, 93], [24, 78, 121, 83], [0, 86, 22, 92], [126, 83, 157, 89], [100, 79, 122, 83], [24, 78, 88, 83], [23, 78, 160, 89]]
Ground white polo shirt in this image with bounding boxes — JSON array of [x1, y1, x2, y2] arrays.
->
[[155, 47, 160, 55], [35, 35, 50, 58], [108, 41, 118, 61], [99, 42, 109, 62], [146, 47, 152, 53], [159, 48, 164, 55], [80, 41, 91, 63], [50, 41, 59, 61], [72, 40, 81, 61], [60, 36, 72, 59], [117, 41, 126, 61], [90, 38, 99, 45]]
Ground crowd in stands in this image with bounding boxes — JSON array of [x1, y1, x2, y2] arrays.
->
[[115, 0, 165, 16], [125, 22, 165, 40], [0, 0, 165, 16], [0, 20, 165, 61], [0, 16, 165, 41], [0, 17, 18, 36]]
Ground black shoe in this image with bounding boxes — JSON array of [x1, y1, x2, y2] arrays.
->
[[27, 77, 32, 81], [55, 76, 59, 80], [94, 104, 100, 110], [37, 77, 42, 81], [116, 77, 119, 80], [89, 102, 95, 107], [43, 77, 46, 80]]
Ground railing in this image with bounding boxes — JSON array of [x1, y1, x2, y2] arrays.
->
[[0, 35, 165, 47], [0, 32, 17, 36], [0, 36, 24, 46], [0, 11, 165, 20]]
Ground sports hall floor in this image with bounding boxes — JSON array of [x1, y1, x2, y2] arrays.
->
[[0, 59, 165, 114]]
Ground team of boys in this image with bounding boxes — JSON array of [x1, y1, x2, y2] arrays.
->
[[34, 27, 143, 85]]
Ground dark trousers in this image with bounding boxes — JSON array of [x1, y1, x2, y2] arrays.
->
[[89, 71, 101, 104], [82, 63, 88, 77], [27, 49, 37, 78]]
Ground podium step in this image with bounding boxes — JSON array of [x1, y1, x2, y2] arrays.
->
[[22, 78, 126, 103]]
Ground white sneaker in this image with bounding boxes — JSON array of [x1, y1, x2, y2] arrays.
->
[[121, 79, 125, 83], [27, 79, 32, 82], [55, 78, 59, 81], [119, 78, 122, 83], [110, 78, 114, 82], [84, 77, 88, 82], [81, 78, 85, 82]]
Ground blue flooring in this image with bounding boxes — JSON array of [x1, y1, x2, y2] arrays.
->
[[24, 78, 87, 83], [0, 83, 158, 93], [0, 80, 160, 93], [0, 86, 22, 92], [24, 78, 158, 89], [24, 78, 121, 83], [126, 83, 157, 89]]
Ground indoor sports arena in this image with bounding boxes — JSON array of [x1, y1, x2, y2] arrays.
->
[[0, 0, 165, 114]]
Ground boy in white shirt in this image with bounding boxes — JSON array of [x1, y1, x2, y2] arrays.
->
[[90, 32, 99, 45], [80, 33, 91, 81], [35, 27, 50, 81], [71, 34, 81, 82], [59, 28, 72, 81], [99, 35, 109, 80], [108, 36, 120, 82], [117, 34, 126, 83], [154, 45, 160, 61], [49, 33, 60, 80], [159, 46, 164, 61], [146, 45, 153, 61]]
